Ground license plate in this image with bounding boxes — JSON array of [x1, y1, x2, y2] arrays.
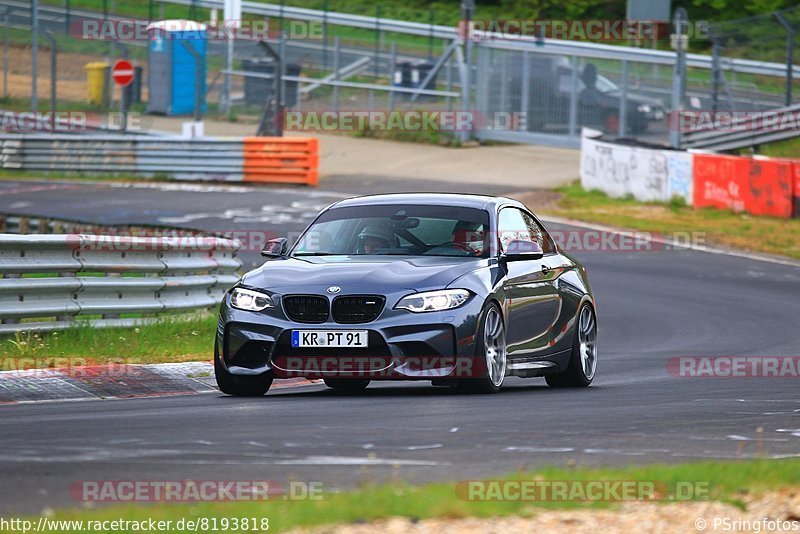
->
[[291, 330, 369, 348]]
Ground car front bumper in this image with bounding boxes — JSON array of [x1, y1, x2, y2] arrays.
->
[[217, 293, 487, 381]]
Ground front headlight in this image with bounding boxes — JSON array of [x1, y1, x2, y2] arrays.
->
[[230, 287, 274, 311], [395, 289, 471, 313]]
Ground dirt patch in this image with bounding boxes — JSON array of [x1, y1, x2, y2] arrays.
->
[[507, 190, 563, 212], [4, 44, 146, 103], [5, 43, 97, 101]]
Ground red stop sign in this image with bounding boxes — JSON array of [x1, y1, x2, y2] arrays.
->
[[112, 60, 135, 87]]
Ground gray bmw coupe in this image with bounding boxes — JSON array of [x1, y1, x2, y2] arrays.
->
[[215, 193, 597, 395]]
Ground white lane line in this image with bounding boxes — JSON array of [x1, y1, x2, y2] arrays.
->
[[539, 214, 800, 269], [404, 444, 443, 451], [107, 181, 351, 198], [504, 446, 575, 453], [273, 455, 445, 466]]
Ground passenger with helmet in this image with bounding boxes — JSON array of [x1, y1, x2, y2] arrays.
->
[[421, 220, 486, 256], [451, 220, 486, 256]]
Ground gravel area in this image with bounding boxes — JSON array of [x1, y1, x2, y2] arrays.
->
[[287, 488, 800, 534]]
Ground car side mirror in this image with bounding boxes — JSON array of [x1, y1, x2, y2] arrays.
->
[[501, 240, 544, 262], [261, 237, 288, 258]]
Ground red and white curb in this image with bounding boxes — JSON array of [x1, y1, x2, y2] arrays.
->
[[0, 362, 318, 404]]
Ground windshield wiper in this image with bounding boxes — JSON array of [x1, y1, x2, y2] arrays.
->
[[292, 252, 340, 256]]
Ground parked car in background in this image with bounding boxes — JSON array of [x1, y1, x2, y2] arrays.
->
[[489, 55, 666, 134]]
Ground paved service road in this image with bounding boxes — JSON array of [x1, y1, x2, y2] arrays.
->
[[0, 178, 799, 514], [0, 177, 530, 269]]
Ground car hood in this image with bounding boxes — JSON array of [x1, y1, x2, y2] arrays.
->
[[241, 255, 487, 294], [602, 91, 663, 108]]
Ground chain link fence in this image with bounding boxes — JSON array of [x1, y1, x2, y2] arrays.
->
[[2, 0, 799, 148], [707, 6, 800, 111], [476, 45, 671, 145]]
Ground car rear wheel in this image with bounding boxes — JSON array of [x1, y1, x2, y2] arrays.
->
[[546, 303, 597, 388], [459, 304, 506, 394], [324, 378, 370, 392], [214, 344, 273, 396]]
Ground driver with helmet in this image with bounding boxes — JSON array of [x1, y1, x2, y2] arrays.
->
[[357, 223, 395, 254]]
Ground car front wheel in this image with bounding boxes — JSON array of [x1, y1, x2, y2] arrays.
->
[[214, 344, 273, 396], [459, 303, 506, 394]]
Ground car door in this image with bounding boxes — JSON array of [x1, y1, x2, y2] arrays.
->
[[498, 207, 561, 356]]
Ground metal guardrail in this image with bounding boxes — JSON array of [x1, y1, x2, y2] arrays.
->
[[682, 103, 800, 151], [0, 134, 320, 185], [0, 109, 170, 137], [0, 213, 208, 239], [0, 134, 243, 178], [220, 70, 460, 98], [0, 234, 241, 334]]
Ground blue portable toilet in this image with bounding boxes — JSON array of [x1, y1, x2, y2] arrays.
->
[[146, 20, 207, 115]]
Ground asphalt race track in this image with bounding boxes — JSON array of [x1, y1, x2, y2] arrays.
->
[[1, 178, 799, 515]]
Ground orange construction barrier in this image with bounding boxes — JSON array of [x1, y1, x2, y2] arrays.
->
[[693, 153, 794, 218], [242, 137, 319, 186]]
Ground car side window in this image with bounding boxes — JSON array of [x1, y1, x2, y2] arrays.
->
[[498, 208, 531, 253], [557, 67, 575, 93], [498, 207, 555, 255], [521, 211, 556, 255]]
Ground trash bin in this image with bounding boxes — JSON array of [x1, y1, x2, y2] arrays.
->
[[284, 63, 301, 108], [393, 61, 414, 89], [242, 61, 301, 108], [129, 66, 143, 104], [243, 59, 274, 107], [85, 62, 109, 105], [415, 62, 437, 101]]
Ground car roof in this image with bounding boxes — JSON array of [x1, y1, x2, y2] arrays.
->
[[330, 193, 524, 212]]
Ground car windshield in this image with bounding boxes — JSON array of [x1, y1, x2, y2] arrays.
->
[[572, 71, 619, 94], [595, 74, 618, 93], [292, 204, 491, 258]]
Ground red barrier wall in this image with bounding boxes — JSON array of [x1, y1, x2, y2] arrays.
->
[[794, 162, 800, 218], [693, 154, 794, 218]]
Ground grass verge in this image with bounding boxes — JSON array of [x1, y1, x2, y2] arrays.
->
[[2, 458, 797, 533], [536, 182, 800, 260], [746, 136, 800, 159], [0, 313, 216, 366]]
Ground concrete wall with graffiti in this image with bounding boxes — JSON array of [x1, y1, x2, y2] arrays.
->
[[580, 129, 799, 219]]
